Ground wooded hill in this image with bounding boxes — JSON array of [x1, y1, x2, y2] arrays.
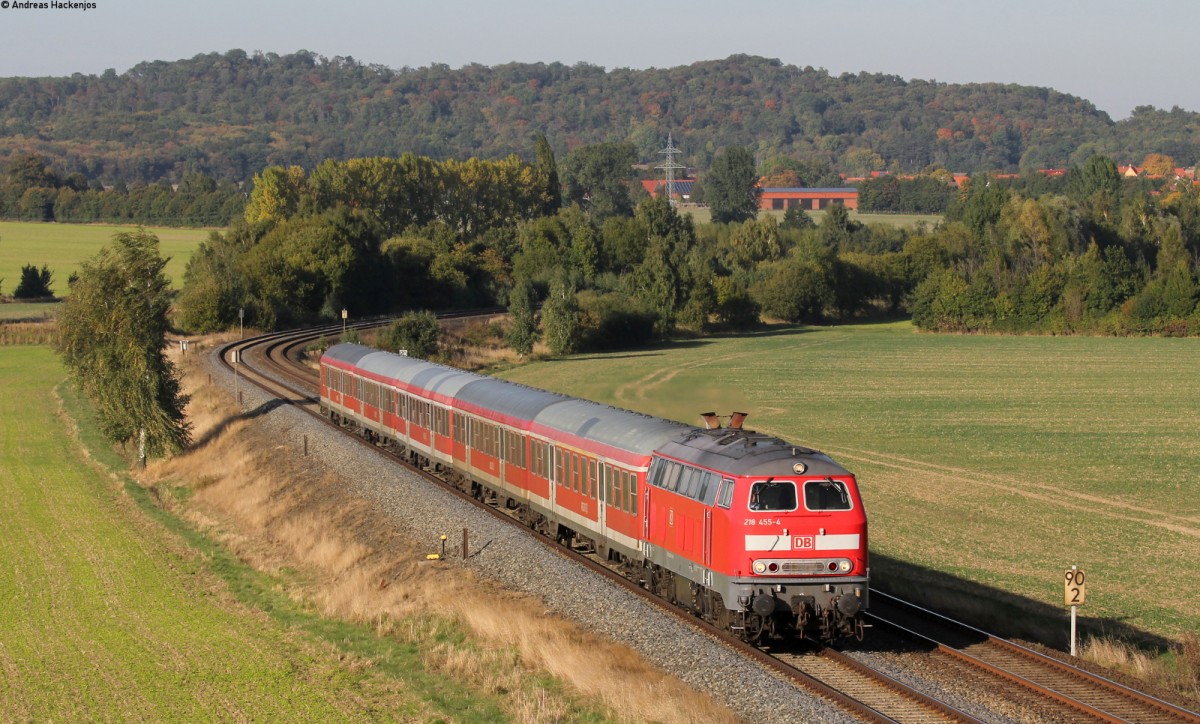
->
[[2, 50, 1198, 184]]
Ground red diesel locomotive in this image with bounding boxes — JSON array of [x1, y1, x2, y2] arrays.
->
[[320, 343, 869, 643]]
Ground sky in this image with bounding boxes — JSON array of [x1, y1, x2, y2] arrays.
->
[[0, 0, 1196, 121]]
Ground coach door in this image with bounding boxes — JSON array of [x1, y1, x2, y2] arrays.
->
[[548, 443, 557, 510], [596, 461, 608, 542]]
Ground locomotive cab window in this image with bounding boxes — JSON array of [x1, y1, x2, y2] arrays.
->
[[716, 478, 735, 509], [804, 479, 853, 511], [748, 480, 797, 511]]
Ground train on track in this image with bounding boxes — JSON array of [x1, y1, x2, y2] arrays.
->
[[319, 343, 869, 643]]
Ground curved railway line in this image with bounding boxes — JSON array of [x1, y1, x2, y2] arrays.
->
[[866, 591, 1200, 723], [216, 321, 1200, 724]]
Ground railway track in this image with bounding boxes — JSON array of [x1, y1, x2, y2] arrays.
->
[[216, 322, 1200, 724], [867, 591, 1200, 723]]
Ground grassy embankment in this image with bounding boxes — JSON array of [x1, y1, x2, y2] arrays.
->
[[0, 344, 730, 721], [0, 221, 208, 297], [496, 320, 1200, 696]]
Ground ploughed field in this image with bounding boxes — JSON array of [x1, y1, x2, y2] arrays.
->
[[497, 320, 1200, 643]]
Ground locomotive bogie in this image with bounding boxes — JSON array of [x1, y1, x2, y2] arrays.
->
[[319, 344, 870, 644]]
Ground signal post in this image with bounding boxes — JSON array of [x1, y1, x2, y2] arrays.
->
[[1065, 566, 1086, 656]]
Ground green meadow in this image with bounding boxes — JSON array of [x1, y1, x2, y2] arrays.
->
[[0, 221, 210, 296], [0, 300, 60, 321], [497, 321, 1200, 642], [0, 347, 518, 720], [679, 206, 942, 229]]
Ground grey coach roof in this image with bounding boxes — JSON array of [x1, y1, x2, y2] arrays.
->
[[323, 344, 844, 473], [322, 342, 375, 368], [324, 343, 695, 456], [532, 399, 691, 456]]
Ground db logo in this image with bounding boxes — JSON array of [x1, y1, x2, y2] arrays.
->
[[793, 535, 815, 550]]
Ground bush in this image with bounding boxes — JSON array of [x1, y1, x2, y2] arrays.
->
[[377, 311, 439, 359], [577, 291, 657, 351]]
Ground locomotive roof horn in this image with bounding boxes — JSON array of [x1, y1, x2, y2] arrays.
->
[[729, 412, 748, 429], [700, 412, 721, 430]]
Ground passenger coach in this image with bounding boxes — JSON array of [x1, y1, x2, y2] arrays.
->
[[320, 343, 869, 643]]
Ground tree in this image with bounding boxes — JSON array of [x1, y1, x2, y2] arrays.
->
[[56, 230, 190, 459], [533, 133, 562, 217], [1141, 153, 1176, 178], [631, 234, 689, 336], [13, 264, 53, 298], [819, 202, 859, 248], [243, 165, 306, 225], [541, 270, 581, 355], [561, 142, 638, 221], [5, 152, 58, 191], [955, 178, 1010, 241], [1066, 155, 1121, 203], [506, 277, 538, 356], [782, 205, 815, 230], [175, 228, 253, 333], [753, 258, 833, 323], [705, 146, 761, 224]]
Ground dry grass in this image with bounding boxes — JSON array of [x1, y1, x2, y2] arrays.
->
[[143, 344, 732, 723], [1082, 634, 1200, 703], [0, 321, 56, 345]]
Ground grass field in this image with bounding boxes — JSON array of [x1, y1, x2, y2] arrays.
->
[[0, 347, 539, 720], [0, 300, 60, 321], [679, 205, 942, 229], [0, 221, 210, 296], [497, 321, 1200, 645]]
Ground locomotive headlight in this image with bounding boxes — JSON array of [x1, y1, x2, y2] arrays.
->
[[838, 560, 852, 573], [753, 561, 767, 574]]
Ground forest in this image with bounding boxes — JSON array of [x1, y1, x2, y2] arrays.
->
[[173, 143, 1200, 346], [1, 50, 1198, 187]]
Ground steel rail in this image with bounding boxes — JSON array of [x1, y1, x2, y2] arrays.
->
[[867, 590, 1200, 723]]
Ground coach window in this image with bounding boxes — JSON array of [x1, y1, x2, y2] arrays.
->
[[589, 460, 598, 499], [628, 472, 638, 515], [804, 479, 853, 511], [748, 480, 797, 512], [532, 440, 546, 477]]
